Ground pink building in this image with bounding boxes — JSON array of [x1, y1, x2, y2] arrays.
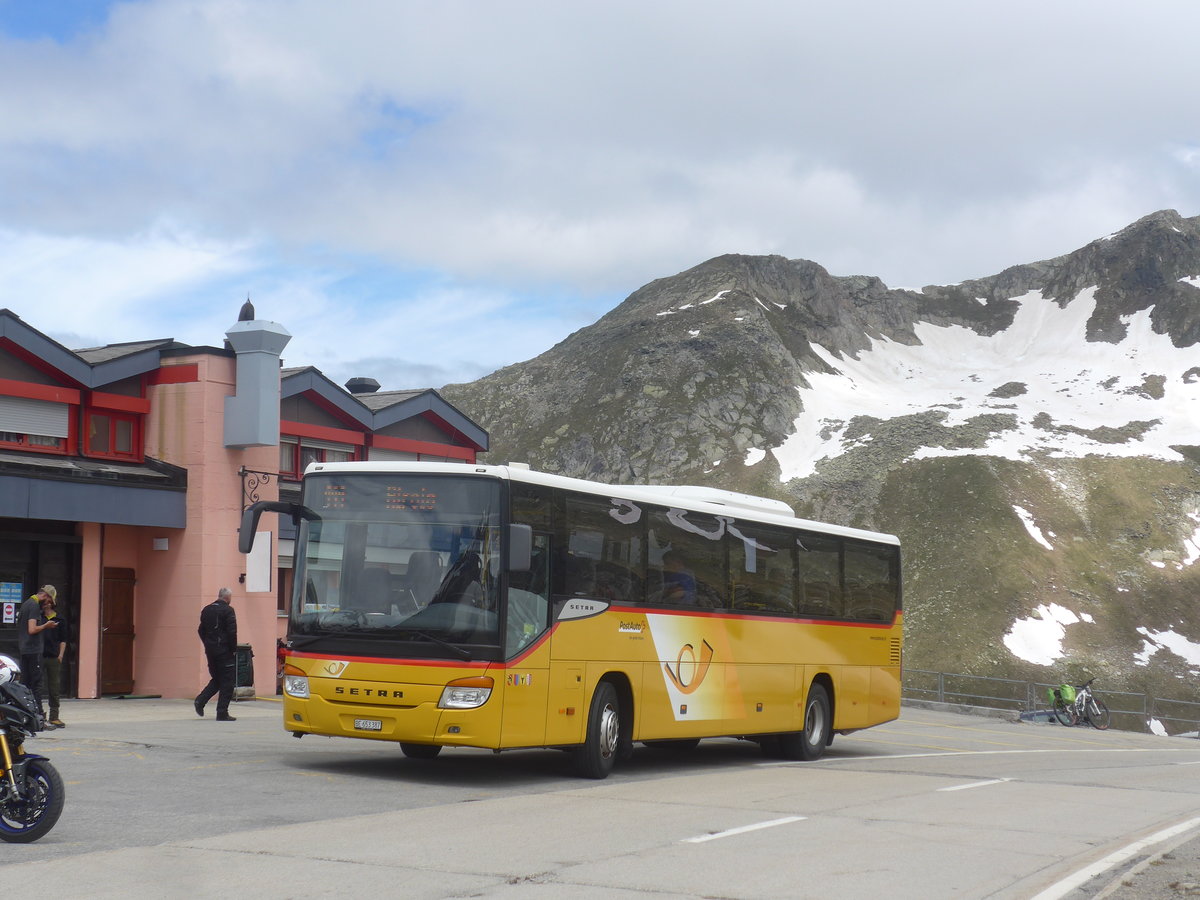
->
[[0, 307, 487, 701]]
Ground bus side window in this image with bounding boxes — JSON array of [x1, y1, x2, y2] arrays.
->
[[797, 534, 842, 617], [507, 533, 551, 655], [844, 542, 897, 621], [511, 481, 556, 609], [729, 522, 795, 615], [565, 553, 597, 596], [560, 493, 645, 604], [647, 507, 726, 608]]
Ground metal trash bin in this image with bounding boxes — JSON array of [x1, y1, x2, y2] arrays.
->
[[234, 643, 255, 700]]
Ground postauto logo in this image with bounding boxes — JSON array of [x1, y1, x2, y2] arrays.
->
[[646, 614, 732, 721], [663, 640, 714, 694]]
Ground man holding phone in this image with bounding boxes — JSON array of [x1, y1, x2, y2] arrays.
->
[[18, 585, 59, 724]]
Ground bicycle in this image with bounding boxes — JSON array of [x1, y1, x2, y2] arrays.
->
[[1049, 684, 1078, 726], [1071, 677, 1111, 730]]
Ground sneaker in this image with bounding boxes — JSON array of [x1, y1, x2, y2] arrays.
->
[[50, 719, 65, 728], [215, 713, 237, 722], [194, 697, 205, 718]]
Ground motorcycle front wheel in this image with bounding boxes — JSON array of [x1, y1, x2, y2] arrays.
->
[[0, 758, 65, 842]]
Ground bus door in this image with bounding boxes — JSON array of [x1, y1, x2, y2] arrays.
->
[[500, 532, 551, 747]]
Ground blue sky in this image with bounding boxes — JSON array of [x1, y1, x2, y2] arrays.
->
[[0, 1, 1197, 389]]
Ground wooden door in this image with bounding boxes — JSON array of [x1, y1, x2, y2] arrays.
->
[[100, 567, 135, 695]]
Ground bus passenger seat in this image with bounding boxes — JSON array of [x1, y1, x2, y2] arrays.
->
[[359, 567, 393, 613], [406, 551, 443, 608]]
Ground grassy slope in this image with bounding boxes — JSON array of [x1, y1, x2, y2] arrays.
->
[[865, 456, 1200, 699]]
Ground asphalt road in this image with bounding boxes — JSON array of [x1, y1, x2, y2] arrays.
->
[[3, 697, 1199, 899]]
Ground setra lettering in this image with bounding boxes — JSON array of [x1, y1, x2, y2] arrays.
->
[[333, 686, 404, 698]]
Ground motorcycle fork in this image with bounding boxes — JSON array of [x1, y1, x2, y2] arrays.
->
[[0, 732, 18, 792]]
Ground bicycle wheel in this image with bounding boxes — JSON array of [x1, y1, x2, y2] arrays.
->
[[1087, 697, 1110, 730], [1053, 699, 1077, 726]]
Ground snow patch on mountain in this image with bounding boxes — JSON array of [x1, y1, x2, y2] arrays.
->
[[1013, 506, 1054, 550], [1185, 513, 1200, 566], [1135, 628, 1200, 668], [744, 447, 766, 466], [773, 288, 1200, 480], [1003, 603, 1094, 665]]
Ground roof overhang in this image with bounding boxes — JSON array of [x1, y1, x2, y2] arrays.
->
[[370, 390, 488, 452], [281, 367, 374, 429], [0, 454, 186, 527], [281, 370, 488, 452], [0, 310, 167, 388]]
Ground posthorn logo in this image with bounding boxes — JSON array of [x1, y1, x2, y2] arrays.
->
[[663, 640, 714, 694]]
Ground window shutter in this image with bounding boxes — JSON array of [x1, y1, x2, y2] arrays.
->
[[368, 448, 419, 462], [0, 396, 69, 438], [299, 438, 355, 453]]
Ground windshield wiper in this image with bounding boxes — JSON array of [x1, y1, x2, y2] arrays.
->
[[391, 628, 472, 661]]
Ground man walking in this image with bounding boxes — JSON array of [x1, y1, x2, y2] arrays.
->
[[194, 587, 238, 721], [18, 586, 58, 724]]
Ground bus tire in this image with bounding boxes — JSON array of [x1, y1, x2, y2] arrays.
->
[[400, 743, 442, 760], [572, 681, 621, 779], [777, 683, 831, 761]]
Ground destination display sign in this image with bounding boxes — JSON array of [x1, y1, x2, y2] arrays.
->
[[317, 482, 439, 512]]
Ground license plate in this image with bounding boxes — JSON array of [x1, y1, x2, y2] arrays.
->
[[353, 718, 383, 731]]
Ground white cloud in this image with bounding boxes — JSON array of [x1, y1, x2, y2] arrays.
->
[[0, 223, 253, 339], [0, 1, 1198, 383]]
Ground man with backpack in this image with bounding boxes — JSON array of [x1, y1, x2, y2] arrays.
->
[[194, 587, 238, 721]]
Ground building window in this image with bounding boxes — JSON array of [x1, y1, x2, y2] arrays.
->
[[280, 438, 355, 479], [0, 431, 65, 452], [0, 395, 70, 455], [86, 412, 139, 459], [280, 439, 298, 476]]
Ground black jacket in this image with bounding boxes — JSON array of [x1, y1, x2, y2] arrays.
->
[[41, 614, 65, 659], [198, 600, 237, 657]]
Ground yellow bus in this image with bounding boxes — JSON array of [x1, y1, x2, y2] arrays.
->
[[241, 462, 902, 778]]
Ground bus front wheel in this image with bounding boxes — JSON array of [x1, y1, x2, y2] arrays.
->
[[776, 683, 831, 761], [572, 681, 621, 779]]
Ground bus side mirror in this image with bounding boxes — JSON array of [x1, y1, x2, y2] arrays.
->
[[507, 524, 532, 572], [239, 500, 306, 553]]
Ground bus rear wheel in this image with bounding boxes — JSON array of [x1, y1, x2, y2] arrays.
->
[[572, 681, 621, 779], [776, 683, 831, 761]]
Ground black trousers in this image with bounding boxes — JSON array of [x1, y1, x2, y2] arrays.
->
[[197, 651, 235, 715], [19, 653, 45, 715]]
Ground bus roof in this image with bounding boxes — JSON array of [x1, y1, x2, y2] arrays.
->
[[305, 460, 900, 546]]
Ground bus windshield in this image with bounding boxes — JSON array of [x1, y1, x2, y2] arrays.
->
[[291, 473, 506, 655]]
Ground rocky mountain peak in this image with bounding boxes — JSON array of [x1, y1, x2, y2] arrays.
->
[[440, 211, 1200, 699]]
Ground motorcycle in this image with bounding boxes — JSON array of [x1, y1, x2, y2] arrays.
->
[[0, 655, 64, 842]]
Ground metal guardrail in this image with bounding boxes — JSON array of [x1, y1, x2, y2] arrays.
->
[[902, 669, 1200, 738]]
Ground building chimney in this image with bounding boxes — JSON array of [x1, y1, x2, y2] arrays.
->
[[345, 377, 381, 395], [223, 313, 292, 448]]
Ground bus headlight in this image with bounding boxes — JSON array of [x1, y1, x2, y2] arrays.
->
[[438, 676, 494, 709], [282, 664, 310, 699]]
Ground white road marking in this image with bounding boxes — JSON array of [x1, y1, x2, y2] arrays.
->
[[760, 746, 1200, 766], [1030, 816, 1200, 900], [937, 777, 1012, 792], [683, 816, 806, 843]]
